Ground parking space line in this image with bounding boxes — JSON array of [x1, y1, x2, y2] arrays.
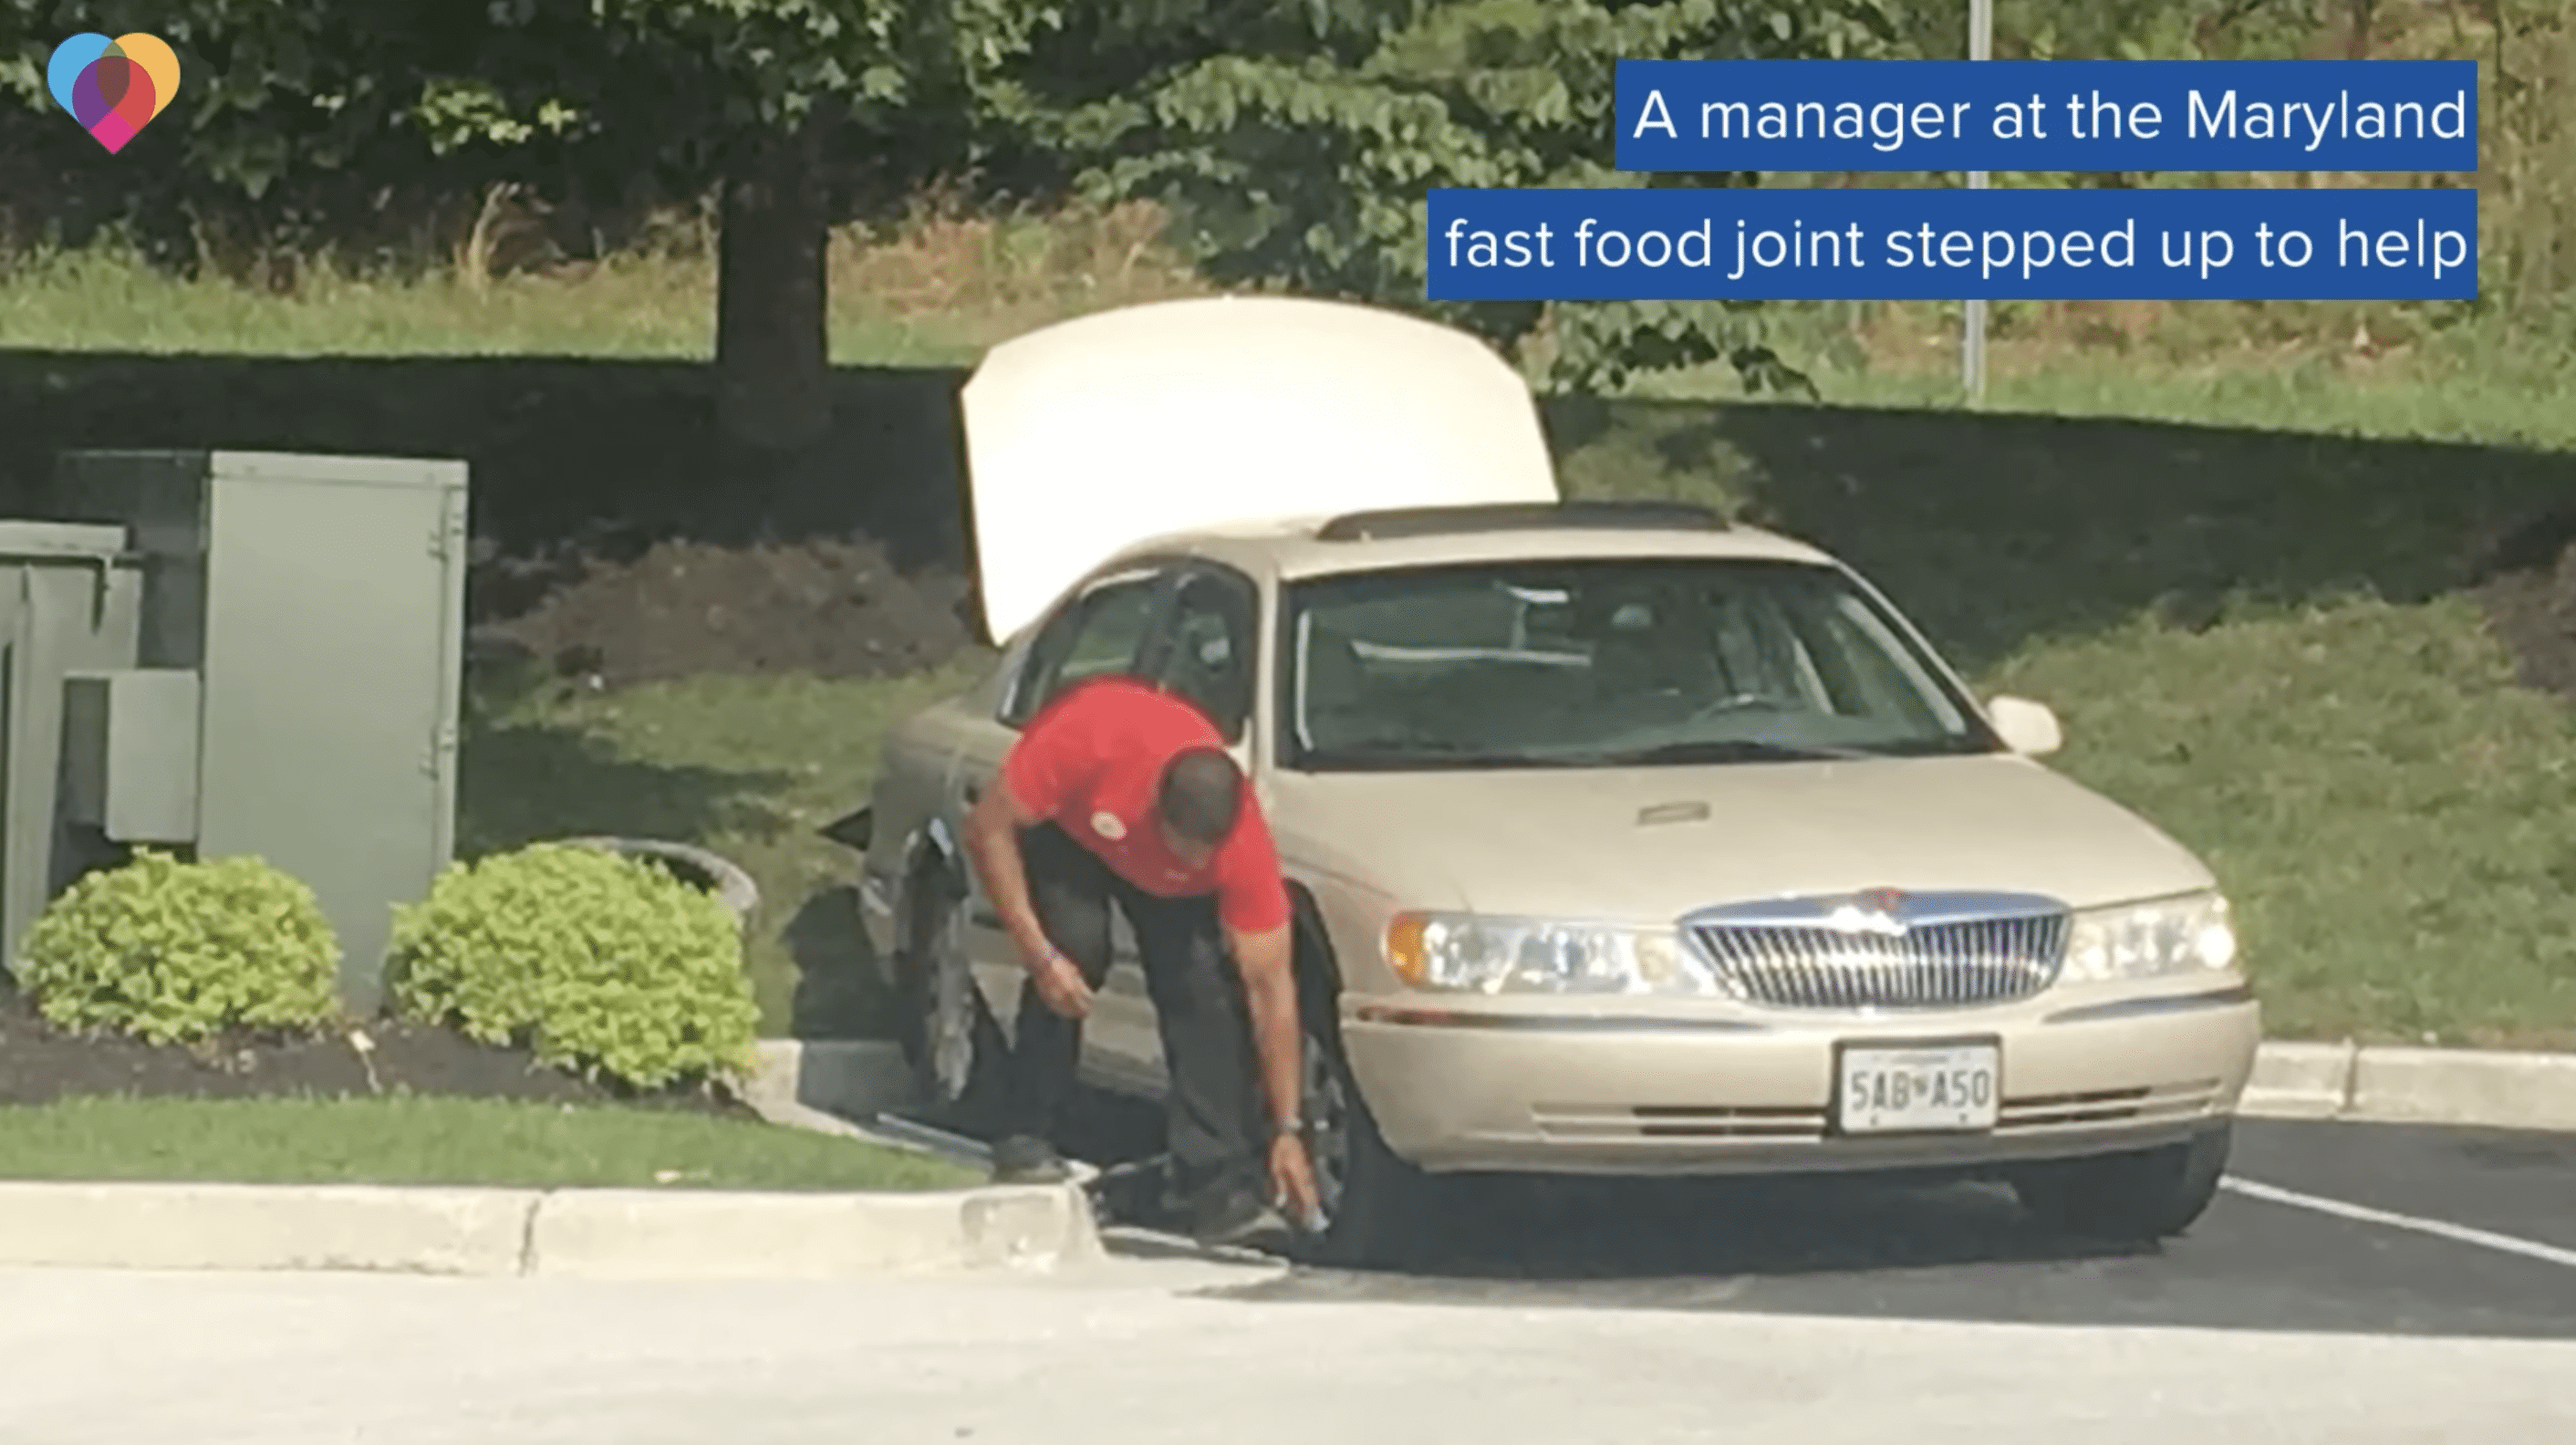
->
[[2221, 1175, 2576, 1269]]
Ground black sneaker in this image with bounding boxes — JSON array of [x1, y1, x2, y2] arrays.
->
[[1189, 1183, 1292, 1250], [1087, 1156, 1174, 1227], [989, 1135, 1072, 1186]]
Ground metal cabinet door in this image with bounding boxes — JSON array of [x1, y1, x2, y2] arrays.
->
[[197, 460, 465, 1009]]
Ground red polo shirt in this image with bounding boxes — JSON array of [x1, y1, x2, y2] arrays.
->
[[1000, 677, 1291, 933]]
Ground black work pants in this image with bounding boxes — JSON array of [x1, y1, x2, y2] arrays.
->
[[1003, 824, 1268, 1200]]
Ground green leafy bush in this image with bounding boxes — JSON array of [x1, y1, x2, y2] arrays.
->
[[17, 848, 342, 1044], [389, 843, 759, 1091]]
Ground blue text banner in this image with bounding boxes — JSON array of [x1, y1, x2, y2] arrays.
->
[[1614, 60, 2477, 173], [1426, 185, 2477, 301]]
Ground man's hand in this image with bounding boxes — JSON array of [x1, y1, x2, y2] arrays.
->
[[1026, 947, 1094, 1018], [1269, 1128, 1322, 1226]]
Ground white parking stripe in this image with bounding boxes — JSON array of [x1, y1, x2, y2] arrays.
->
[[2221, 1176, 2576, 1269]]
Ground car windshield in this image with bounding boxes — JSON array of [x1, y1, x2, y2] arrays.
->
[[1277, 557, 2000, 771]]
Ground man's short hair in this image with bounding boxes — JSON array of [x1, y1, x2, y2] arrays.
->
[[1157, 747, 1244, 847]]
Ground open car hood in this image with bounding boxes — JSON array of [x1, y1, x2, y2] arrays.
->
[[958, 296, 1561, 642]]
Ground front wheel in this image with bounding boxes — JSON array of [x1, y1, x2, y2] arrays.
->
[[894, 872, 1010, 1130], [2010, 1123, 2233, 1242], [1292, 1014, 1441, 1270]]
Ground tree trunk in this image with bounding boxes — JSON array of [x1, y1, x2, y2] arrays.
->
[[2342, 0, 2377, 60], [715, 116, 833, 455]]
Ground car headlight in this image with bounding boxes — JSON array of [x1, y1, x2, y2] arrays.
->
[[2061, 891, 2238, 983], [1384, 912, 1713, 995]]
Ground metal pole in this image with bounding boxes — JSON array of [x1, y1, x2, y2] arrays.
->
[[1962, 0, 1992, 405]]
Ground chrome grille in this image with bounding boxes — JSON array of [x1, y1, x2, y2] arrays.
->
[[1683, 890, 2069, 1011]]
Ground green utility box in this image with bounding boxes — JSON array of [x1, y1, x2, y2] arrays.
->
[[0, 523, 148, 978], [47, 451, 471, 1013]]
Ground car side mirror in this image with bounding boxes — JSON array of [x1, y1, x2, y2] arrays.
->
[[818, 806, 874, 852], [1987, 694, 2063, 757]]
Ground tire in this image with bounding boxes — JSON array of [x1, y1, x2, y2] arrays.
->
[[1293, 1008, 1441, 1271], [893, 866, 1011, 1131], [2010, 1123, 2233, 1242]]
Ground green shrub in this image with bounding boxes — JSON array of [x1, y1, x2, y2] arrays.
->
[[389, 843, 760, 1091], [17, 848, 342, 1045]]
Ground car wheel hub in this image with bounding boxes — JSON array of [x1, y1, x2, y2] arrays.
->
[[1301, 1037, 1354, 1224], [924, 906, 977, 1102]]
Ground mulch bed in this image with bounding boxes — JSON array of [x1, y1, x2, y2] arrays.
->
[[0, 982, 751, 1117], [2476, 506, 2576, 705], [475, 534, 976, 690]]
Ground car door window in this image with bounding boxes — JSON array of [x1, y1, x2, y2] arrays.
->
[[1801, 591, 1970, 731], [1150, 568, 1257, 743], [1000, 572, 1164, 727]]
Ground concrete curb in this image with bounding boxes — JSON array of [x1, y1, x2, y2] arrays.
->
[[747, 1038, 920, 1119], [756, 1037, 2576, 1137], [2240, 1041, 2576, 1131], [0, 1179, 1103, 1281], [0, 1182, 535, 1276]]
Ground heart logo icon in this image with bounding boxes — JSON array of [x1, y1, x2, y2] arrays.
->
[[47, 33, 182, 154]]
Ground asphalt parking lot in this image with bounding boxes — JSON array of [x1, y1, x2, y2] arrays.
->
[[1034, 1097, 2576, 1340]]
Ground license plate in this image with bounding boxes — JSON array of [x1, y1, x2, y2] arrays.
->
[[1834, 1042, 2000, 1134]]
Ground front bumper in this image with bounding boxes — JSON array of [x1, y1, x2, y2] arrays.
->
[[1339, 984, 2260, 1177]]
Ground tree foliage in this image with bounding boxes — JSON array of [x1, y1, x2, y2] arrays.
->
[[1010, 0, 1898, 390], [4, 0, 1903, 395], [1880, 0, 2325, 65], [1, 0, 1036, 220], [3, 0, 1047, 449], [26, 2, 2439, 400]]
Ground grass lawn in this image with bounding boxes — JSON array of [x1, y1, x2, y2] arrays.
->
[[9, 230, 2576, 1049], [0, 204, 1198, 370], [1720, 338, 2576, 454], [1989, 600, 2576, 1047], [0, 1096, 980, 1190]]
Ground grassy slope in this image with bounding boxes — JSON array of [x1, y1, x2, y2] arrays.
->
[[7, 227, 2576, 1048], [0, 205, 1198, 369], [1992, 600, 2576, 1045], [0, 1096, 978, 1189]]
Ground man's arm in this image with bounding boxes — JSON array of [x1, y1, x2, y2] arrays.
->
[[1211, 820, 1320, 1220], [964, 780, 1096, 1019], [1225, 921, 1304, 1134], [962, 782, 1057, 968]]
